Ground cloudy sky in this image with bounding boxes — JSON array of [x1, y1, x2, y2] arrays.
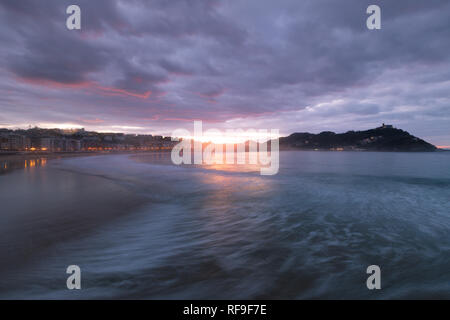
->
[[0, 0, 449, 146]]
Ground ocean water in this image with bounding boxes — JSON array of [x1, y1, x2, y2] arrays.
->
[[0, 151, 449, 299]]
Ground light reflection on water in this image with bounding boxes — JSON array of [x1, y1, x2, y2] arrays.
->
[[0, 158, 48, 174], [133, 151, 270, 174]]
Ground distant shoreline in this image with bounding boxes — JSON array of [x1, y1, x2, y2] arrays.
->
[[0, 151, 100, 162], [1, 147, 448, 162], [0, 150, 175, 175], [0, 150, 173, 162], [279, 147, 449, 152]]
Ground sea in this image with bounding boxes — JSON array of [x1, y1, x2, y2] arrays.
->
[[0, 151, 449, 299]]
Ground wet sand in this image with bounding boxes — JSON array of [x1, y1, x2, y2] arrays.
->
[[0, 151, 136, 162], [0, 155, 149, 275]]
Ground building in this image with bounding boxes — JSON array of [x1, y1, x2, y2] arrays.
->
[[0, 133, 31, 151], [380, 123, 393, 129], [81, 136, 102, 151], [0, 127, 176, 153], [40, 137, 81, 152], [66, 139, 81, 152]]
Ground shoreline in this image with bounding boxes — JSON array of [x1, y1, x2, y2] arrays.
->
[[1, 147, 448, 162], [0, 150, 172, 175], [0, 150, 174, 162]]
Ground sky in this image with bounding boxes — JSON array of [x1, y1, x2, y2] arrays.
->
[[0, 0, 449, 146]]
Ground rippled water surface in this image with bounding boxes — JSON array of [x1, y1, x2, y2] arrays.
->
[[0, 151, 449, 299]]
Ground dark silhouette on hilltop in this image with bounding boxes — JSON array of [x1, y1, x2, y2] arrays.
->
[[280, 124, 437, 152]]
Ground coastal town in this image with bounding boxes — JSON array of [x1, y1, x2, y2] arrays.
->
[[1, 123, 442, 155], [0, 127, 177, 154]]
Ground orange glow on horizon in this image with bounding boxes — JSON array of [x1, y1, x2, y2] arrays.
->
[[178, 132, 280, 144]]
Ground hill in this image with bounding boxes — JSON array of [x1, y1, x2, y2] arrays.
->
[[279, 125, 437, 152]]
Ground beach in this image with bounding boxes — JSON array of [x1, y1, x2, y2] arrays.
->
[[0, 151, 170, 175]]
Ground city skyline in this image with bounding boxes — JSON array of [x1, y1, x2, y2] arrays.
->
[[0, 0, 449, 146], [2, 122, 446, 150]]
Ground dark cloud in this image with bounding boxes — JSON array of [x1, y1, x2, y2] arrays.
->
[[0, 0, 449, 144], [9, 31, 107, 84]]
